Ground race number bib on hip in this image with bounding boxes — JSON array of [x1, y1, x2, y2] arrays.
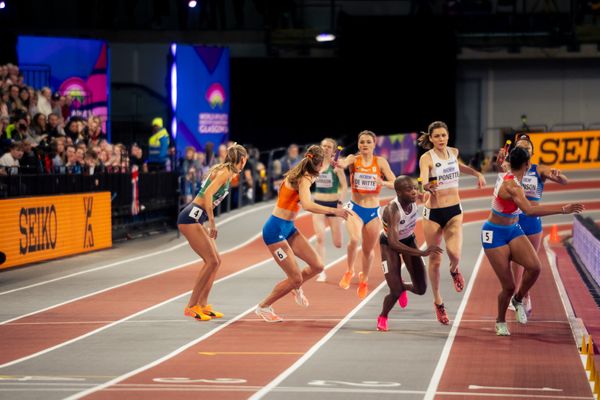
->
[[274, 248, 287, 261], [381, 260, 389, 274], [189, 206, 204, 221], [353, 173, 378, 191], [482, 230, 493, 244]]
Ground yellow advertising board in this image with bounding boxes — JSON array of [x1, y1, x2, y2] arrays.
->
[[0, 192, 112, 270], [528, 131, 600, 170]]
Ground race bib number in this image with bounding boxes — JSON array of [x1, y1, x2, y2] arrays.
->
[[274, 248, 287, 261], [189, 206, 203, 221], [422, 207, 430, 220], [316, 172, 333, 188], [482, 230, 493, 244], [381, 260, 389, 274], [353, 173, 377, 191]]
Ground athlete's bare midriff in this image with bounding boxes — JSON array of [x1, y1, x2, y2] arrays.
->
[[351, 191, 380, 208], [425, 187, 460, 209]]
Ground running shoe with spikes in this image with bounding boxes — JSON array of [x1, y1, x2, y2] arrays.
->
[[357, 272, 368, 299], [450, 268, 465, 292], [398, 290, 409, 308], [184, 305, 211, 321], [434, 302, 450, 325], [495, 321, 511, 336], [316, 271, 327, 282], [201, 304, 223, 318], [511, 297, 528, 324], [339, 270, 354, 290], [377, 315, 388, 331], [255, 305, 283, 322], [292, 288, 309, 307]]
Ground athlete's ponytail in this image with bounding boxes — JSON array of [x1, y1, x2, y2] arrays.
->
[[286, 145, 324, 189], [208, 143, 248, 175]]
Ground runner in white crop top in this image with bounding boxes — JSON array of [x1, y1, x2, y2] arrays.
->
[[417, 121, 487, 325]]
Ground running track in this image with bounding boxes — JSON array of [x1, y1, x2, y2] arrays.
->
[[0, 172, 598, 400]]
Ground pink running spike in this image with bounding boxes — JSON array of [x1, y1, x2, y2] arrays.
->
[[398, 291, 408, 308], [377, 315, 388, 331]]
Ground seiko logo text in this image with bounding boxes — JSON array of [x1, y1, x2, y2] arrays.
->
[[19, 206, 58, 254]]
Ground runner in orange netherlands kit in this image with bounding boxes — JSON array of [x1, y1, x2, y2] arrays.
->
[[377, 176, 443, 331], [255, 145, 351, 322], [418, 121, 486, 325], [312, 138, 348, 282], [337, 130, 396, 299], [482, 147, 583, 336], [497, 133, 569, 316], [178, 144, 248, 321]]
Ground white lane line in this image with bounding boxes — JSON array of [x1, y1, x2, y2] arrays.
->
[[0, 256, 273, 370], [423, 248, 486, 400], [0, 202, 275, 297], [1, 387, 593, 398], [2, 318, 571, 326], [63, 252, 351, 400], [248, 280, 388, 400], [0, 230, 264, 325]]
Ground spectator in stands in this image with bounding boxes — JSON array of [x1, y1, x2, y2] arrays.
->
[[112, 143, 129, 173], [64, 144, 81, 174], [0, 141, 23, 175], [98, 148, 111, 169], [46, 113, 65, 138], [84, 149, 103, 176], [165, 145, 178, 172], [51, 138, 66, 172], [51, 92, 62, 116], [61, 93, 72, 120], [129, 142, 148, 172], [0, 115, 9, 151], [37, 87, 53, 117], [0, 89, 9, 118], [28, 89, 39, 116], [5, 113, 30, 143], [181, 146, 202, 178], [31, 113, 47, 137], [183, 165, 200, 203], [204, 141, 218, 169], [148, 117, 170, 171], [65, 117, 84, 144], [7, 85, 23, 114], [279, 143, 300, 175], [18, 87, 30, 114], [20, 139, 41, 174], [84, 115, 103, 146], [216, 143, 227, 163]]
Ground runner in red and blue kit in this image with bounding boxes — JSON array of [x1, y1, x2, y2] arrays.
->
[[482, 147, 583, 336], [497, 134, 569, 316]]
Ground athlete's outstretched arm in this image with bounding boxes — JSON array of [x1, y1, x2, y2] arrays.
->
[[538, 164, 568, 185], [455, 148, 486, 188], [506, 180, 583, 217], [298, 176, 349, 219], [335, 167, 348, 203]]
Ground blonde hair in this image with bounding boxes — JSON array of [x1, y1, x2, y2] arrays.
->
[[418, 121, 448, 149], [208, 143, 247, 176], [286, 145, 324, 189]]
